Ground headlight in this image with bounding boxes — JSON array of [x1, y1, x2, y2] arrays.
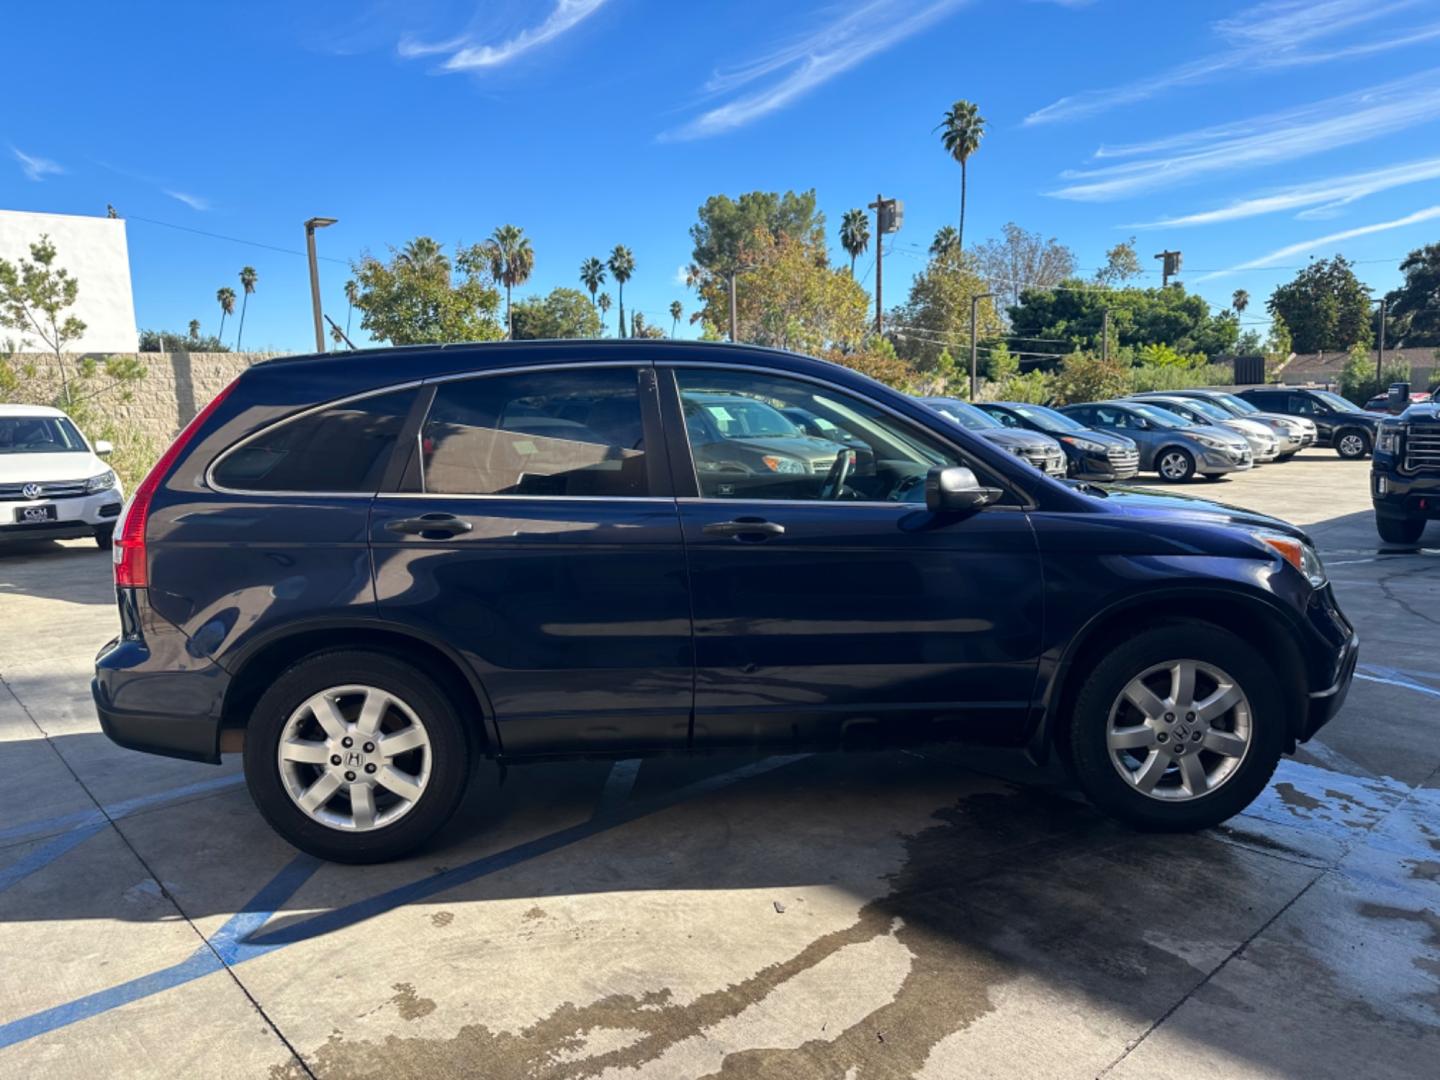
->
[[1190, 433, 1230, 449], [761, 455, 807, 475], [1377, 427, 1403, 454], [1061, 436, 1106, 453], [85, 470, 117, 494], [1253, 530, 1327, 588]]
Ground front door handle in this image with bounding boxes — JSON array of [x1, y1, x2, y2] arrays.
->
[[385, 513, 473, 538], [702, 518, 786, 540]]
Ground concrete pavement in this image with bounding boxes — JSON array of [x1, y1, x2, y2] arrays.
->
[[0, 449, 1436, 1079]]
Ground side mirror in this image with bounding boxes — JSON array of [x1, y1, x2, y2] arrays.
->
[[94, 440, 114, 456], [925, 466, 1003, 513]]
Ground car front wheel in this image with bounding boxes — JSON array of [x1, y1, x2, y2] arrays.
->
[[1376, 514, 1425, 544], [1066, 624, 1285, 831], [243, 650, 472, 863], [1335, 429, 1370, 459], [1156, 448, 1196, 482], [94, 527, 114, 550]]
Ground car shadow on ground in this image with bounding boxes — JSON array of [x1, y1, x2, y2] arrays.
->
[[0, 538, 113, 606]]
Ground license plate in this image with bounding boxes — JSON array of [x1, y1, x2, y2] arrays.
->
[[14, 504, 57, 523]]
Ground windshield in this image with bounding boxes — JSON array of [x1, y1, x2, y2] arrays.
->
[[1012, 404, 1086, 432], [1315, 390, 1363, 413], [1210, 393, 1255, 415], [924, 398, 1001, 431], [1127, 403, 1191, 429], [693, 397, 801, 438], [1175, 398, 1231, 423], [0, 416, 88, 454]]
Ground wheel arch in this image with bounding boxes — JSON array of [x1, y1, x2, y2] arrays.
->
[[1033, 589, 1309, 764], [219, 620, 499, 756]]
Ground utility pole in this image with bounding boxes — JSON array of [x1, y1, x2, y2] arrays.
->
[[1376, 296, 1388, 384], [868, 194, 904, 334], [969, 292, 993, 400], [1102, 308, 1111, 362], [1153, 249, 1182, 288], [727, 270, 739, 343], [304, 216, 338, 353]]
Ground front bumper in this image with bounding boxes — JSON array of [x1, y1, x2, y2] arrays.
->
[[1197, 446, 1253, 474], [1299, 585, 1359, 742], [0, 489, 122, 543], [1371, 470, 1440, 520], [1068, 447, 1140, 481]]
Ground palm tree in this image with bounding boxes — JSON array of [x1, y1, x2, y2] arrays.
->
[[344, 279, 359, 338], [839, 208, 870, 275], [1232, 289, 1250, 315], [216, 287, 236, 345], [684, 263, 705, 291], [579, 257, 606, 307], [235, 266, 258, 350], [607, 245, 635, 339], [187, 319, 200, 342], [936, 99, 987, 251], [486, 224, 535, 338], [669, 300, 683, 337], [929, 225, 960, 259], [597, 292, 613, 335], [398, 237, 449, 276]]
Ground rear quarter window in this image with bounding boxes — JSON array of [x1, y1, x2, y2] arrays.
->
[[211, 388, 416, 493]]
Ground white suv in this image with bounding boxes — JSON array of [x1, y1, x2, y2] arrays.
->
[[0, 404, 125, 549]]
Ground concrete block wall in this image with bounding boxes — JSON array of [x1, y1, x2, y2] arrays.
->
[[5, 352, 279, 443]]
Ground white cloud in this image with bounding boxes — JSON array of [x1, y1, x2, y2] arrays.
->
[[165, 190, 211, 211], [1049, 72, 1440, 201], [400, 0, 608, 71], [1195, 204, 1440, 280], [1132, 157, 1440, 228], [663, 0, 968, 140], [12, 147, 63, 181], [1025, 0, 1439, 125]]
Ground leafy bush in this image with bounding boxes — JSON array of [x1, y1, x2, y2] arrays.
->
[[1338, 343, 1410, 405], [1052, 351, 1129, 404], [992, 369, 1055, 403], [1128, 362, 1233, 393]]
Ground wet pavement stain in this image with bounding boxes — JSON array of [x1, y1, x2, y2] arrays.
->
[[390, 983, 437, 1022], [1409, 860, 1440, 882], [1274, 782, 1325, 814], [523, 907, 548, 922]]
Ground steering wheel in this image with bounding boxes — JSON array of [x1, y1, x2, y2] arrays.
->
[[819, 449, 856, 500]]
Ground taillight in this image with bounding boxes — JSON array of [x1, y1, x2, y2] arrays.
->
[[114, 379, 240, 588]]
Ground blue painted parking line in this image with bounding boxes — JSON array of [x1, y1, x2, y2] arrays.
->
[[0, 754, 809, 1050], [0, 823, 107, 894], [0, 773, 245, 848], [1357, 663, 1440, 700]]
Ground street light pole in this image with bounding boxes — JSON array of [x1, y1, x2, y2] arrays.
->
[[304, 217, 338, 353], [970, 292, 993, 400], [1375, 296, 1388, 385]]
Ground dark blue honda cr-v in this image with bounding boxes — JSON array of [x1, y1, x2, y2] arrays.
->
[[94, 341, 1358, 862]]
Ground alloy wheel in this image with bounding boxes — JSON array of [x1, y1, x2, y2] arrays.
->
[[1106, 660, 1251, 801], [1158, 452, 1192, 480], [276, 684, 433, 831], [1338, 432, 1366, 458]]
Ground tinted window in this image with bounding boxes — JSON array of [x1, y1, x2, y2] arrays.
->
[[1289, 395, 1323, 416], [675, 368, 964, 503], [0, 415, 88, 454], [421, 368, 648, 497], [213, 389, 415, 492], [1246, 391, 1285, 410]]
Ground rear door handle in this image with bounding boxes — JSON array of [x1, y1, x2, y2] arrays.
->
[[385, 513, 473, 538], [702, 518, 786, 540]]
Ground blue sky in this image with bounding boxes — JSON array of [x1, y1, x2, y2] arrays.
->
[[5, 0, 1440, 351]]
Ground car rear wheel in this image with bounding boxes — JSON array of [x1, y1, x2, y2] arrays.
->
[[1156, 448, 1196, 482], [1376, 514, 1425, 544], [243, 650, 471, 863], [1066, 624, 1285, 831], [93, 526, 113, 550], [1335, 429, 1370, 459]]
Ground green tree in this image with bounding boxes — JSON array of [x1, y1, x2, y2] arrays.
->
[[929, 226, 960, 259], [973, 222, 1077, 311], [186, 320, 200, 342], [669, 299, 683, 337], [597, 292, 612, 335], [0, 235, 86, 405], [1267, 255, 1373, 353], [1053, 350, 1129, 405], [141, 327, 229, 352], [891, 247, 1004, 371], [607, 245, 634, 338], [690, 189, 826, 272], [1383, 243, 1440, 346], [1339, 341, 1411, 404], [579, 256, 606, 308], [215, 287, 236, 346], [1231, 288, 1249, 315], [510, 287, 603, 340], [235, 266, 258, 350], [631, 311, 666, 339], [1008, 280, 1238, 359], [1094, 237, 1143, 287], [343, 278, 359, 339], [485, 224, 535, 338], [936, 99, 986, 250], [821, 336, 915, 390], [350, 238, 504, 345], [839, 208, 870, 275]]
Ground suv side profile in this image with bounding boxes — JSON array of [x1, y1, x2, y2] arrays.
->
[[1238, 387, 1378, 459], [94, 342, 1357, 862]]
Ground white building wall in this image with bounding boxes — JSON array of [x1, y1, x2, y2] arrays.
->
[[0, 209, 139, 353]]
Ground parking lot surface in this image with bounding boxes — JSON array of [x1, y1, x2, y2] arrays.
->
[[2, 450, 1437, 1079]]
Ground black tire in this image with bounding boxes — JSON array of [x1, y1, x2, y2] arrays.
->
[[243, 649, 472, 863], [1065, 623, 1286, 832], [1200, 473, 1225, 481], [1276, 452, 1297, 462], [1335, 428, 1370, 460], [1155, 447, 1196, 482], [1376, 514, 1425, 544], [93, 527, 113, 550]]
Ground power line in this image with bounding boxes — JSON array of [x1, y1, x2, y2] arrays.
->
[[124, 214, 350, 266]]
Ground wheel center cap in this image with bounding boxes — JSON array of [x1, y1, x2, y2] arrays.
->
[[344, 749, 365, 768]]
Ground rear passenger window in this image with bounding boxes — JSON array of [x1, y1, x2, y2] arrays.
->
[[420, 368, 649, 497], [212, 389, 415, 492]]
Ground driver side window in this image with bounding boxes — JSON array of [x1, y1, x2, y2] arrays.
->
[[672, 368, 964, 503]]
